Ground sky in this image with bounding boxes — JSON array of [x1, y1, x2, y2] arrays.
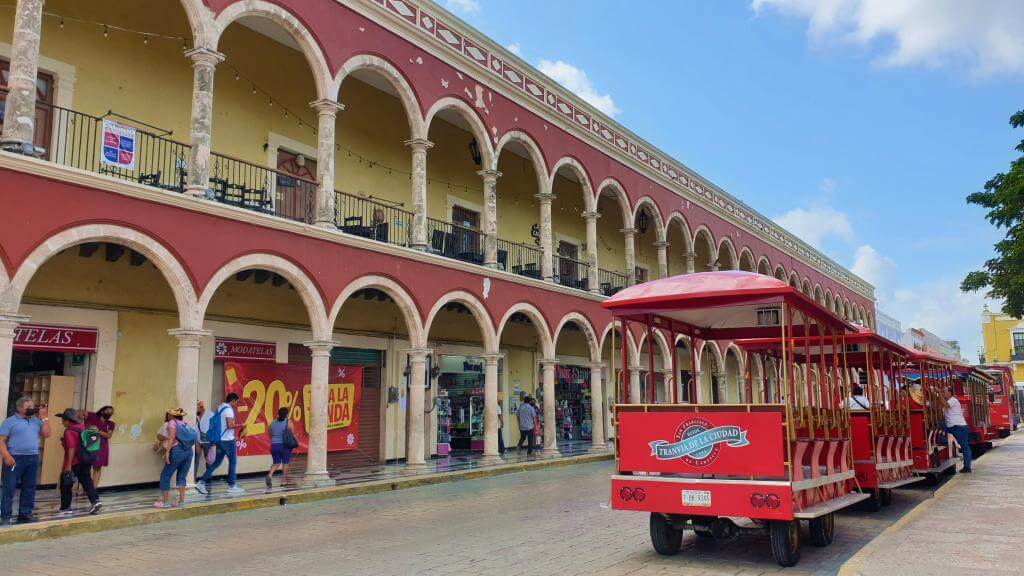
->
[[442, 0, 1024, 360]]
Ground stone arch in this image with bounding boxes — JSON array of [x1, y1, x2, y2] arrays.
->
[[595, 177, 632, 226], [717, 237, 739, 270], [211, 0, 333, 100], [599, 320, 638, 364], [549, 156, 596, 212], [424, 290, 498, 353], [424, 97, 496, 169], [788, 272, 800, 289], [4, 224, 197, 328], [692, 226, 717, 271], [333, 54, 425, 140], [824, 289, 834, 312], [738, 248, 756, 272], [496, 302, 554, 359], [697, 340, 724, 374], [842, 298, 851, 320], [494, 130, 549, 195], [724, 343, 745, 402], [636, 327, 672, 369], [632, 196, 666, 242], [665, 212, 693, 253], [179, 0, 216, 48], [813, 284, 824, 306], [195, 253, 329, 339], [801, 278, 813, 296], [774, 265, 787, 281], [552, 312, 600, 362], [328, 274, 426, 348], [757, 255, 773, 276]]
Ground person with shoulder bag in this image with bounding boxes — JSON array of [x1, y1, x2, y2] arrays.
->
[[266, 407, 298, 488], [56, 409, 101, 516], [155, 408, 197, 509]]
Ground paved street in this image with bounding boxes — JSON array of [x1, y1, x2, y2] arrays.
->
[[2, 459, 935, 576]]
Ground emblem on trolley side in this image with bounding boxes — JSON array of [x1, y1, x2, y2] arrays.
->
[[648, 417, 750, 467]]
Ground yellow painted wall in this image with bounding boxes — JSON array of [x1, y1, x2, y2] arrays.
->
[[634, 218, 659, 279], [551, 176, 587, 254], [596, 195, 628, 274], [981, 311, 1024, 382]]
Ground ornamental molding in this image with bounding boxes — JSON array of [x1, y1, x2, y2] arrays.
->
[[353, 0, 874, 299]]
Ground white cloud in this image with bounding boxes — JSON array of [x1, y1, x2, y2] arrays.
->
[[885, 277, 994, 361], [537, 59, 621, 117], [850, 244, 895, 288], [506, 43, 522, 56], [445, 0, 480, 15], [752, 0, 1024, 77], [818, 177, 837, 194], [772, 205, 854, 248]]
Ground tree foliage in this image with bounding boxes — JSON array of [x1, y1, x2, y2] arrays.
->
[[962, 110, 1024, 317]]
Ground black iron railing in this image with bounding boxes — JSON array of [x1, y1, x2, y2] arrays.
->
[[598, 268, 629, 296], [496, 238, 543, 279], [426, 217, 485, 265], [555, 255, 590, 291], [335, 190, 413, 247], [209, 152, 316, 224]]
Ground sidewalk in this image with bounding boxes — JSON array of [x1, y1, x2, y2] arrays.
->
[[841, 432, 1024, 575], [0, 441, 609, 544]]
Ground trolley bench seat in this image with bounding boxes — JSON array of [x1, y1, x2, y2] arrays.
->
[[792, 492, 870, 519], [877, 476, 925, 490]]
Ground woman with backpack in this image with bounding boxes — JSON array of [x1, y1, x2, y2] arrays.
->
[[266, 407, 298, 488], [85, 405, 115, 488], [56, 408, 101, 516], [154, 408, 198, 509]]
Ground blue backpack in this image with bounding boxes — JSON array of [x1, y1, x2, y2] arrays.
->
[[173, 420, 199, 449], [204, 405, 228, 444]]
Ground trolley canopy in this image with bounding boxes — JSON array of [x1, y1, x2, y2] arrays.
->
[[735, 327, 909, 368], [601, 271, 855, 339]]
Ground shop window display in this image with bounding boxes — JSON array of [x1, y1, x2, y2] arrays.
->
[[548, 365, 592, 442], [436, 356, 487, 453]]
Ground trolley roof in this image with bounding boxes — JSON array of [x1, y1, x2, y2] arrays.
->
[[601, 271, 856, 339]]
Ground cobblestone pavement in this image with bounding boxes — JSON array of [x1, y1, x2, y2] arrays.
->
[[3, 460, 936, 576], [850, 433, 1024, 576]]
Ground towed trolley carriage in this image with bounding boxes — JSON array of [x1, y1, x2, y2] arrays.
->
[[905, 352, 958, 483], [951, 364, 994, 453], [603, 272, 869, 567], [979, 365, 1013, 438]]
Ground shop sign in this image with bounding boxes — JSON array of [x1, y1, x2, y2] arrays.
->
[[100, 119, 136, 170], [223, 361, 362, 456], [13, 324, 98, 353], [557, 365, 591, 383], [215, 338, 276, 362]]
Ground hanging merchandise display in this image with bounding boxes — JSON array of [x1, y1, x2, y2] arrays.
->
[[436, 356, 485, 452], [555, 365, 592, 441]]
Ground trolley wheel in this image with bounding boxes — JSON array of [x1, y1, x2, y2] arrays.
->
[[769, 520, 801, 567], [649, 513, 683, 556], [859, 490, 882, 512], [879, 489, 892, 507], [808, 513, 835, 547]]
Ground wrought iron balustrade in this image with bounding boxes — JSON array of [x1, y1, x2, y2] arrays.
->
[[496, 238, 544, 280], [554, 254, 591, 291], [598, 268, 629, 296], [334, 190, 413, 248]]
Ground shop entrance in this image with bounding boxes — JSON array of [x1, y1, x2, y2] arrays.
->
[[435, 355, 486, 454], [553, 364, 593, 443]]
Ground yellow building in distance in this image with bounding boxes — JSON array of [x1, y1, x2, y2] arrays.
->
[[981, 305, 1024, 383]]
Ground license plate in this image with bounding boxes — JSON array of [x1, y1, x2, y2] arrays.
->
[[681, 489, 712, 507]]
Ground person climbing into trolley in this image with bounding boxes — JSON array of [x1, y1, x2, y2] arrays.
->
[[846, 385, 869, 410], [941, 386, 971, 474]]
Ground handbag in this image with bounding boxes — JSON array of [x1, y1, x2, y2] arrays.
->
[[282, 425, 299, 450]]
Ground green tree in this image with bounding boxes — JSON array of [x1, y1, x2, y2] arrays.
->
[[962, 110, 1024, 317]]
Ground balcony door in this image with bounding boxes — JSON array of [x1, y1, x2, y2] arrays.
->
[[276, 149, 317, 223], [558, 241, 579, 282], [0, 59, 54, 156]]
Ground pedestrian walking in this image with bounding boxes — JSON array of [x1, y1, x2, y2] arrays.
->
[[942, 386, 972, 473], [84, 406, 115, 488], [56, 409, 102, 516], [155, 408, 198, 509], [196, 393, 246, 495], [516, 396, 537, 455], [265, 407, 297, 487], [496, 399, 505, 455], [0, 396, 50, 524], [195, 400, 213, 477]]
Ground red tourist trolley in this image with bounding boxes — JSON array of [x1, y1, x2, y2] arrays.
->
[[980, 364, 1015, 438], [951, 364, 994, 453], [603, 272, 868, 567], [905, 352, 958, 483]]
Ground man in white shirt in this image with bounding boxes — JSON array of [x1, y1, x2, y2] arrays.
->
[[196, 393, 246, 494], [516, 397, 537, 456], [942, 386, 971, 473], [846, 386, 870, 410]]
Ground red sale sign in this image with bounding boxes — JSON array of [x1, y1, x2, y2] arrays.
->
[[223, 361, 361, 456]]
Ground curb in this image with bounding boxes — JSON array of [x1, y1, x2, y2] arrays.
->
[[0, 452, 613, 545], [837, 469, 964, 576]]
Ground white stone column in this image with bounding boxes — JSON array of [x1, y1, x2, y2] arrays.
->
[[655, 241, 669, 279], [537, 193, 556, 281], [717, 371, 729, 404], [482, 353, 502, 463], [405, 348, 430, 468], [622, 227, 637, 286], [303, 340, 336, 486], [588, 363, 606, 451], [311, 99, 344, 228], [184, 47, 226, 197], [0, 0, 44, 154], [659, 369, 673, 404], [583, 211, 600, 294], [629, 366, 642, 404], [685, 251, 696, 274], [540, 358, 558, 456], [168, 328, 212, 487], [405, 139, 434, 250], [0, 314, 29, 418], [478, 170, 501, 268]]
